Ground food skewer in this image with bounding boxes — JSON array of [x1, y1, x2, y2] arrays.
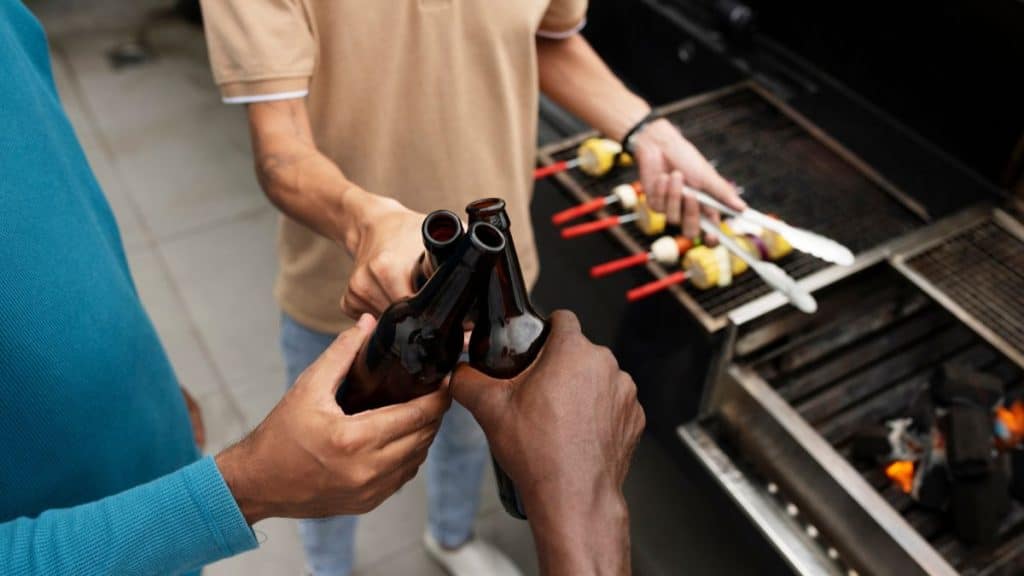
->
[[627, 271, 688, 301], [533, 138, 630, 180], [548, 157, 731, 223], [551, 182, 642, 225], [625, 243, 741, 301], [533, 158, 581, 180], [560, 197, 666, 239], [624, 221, 794, 302], [687, 186, 855, 266], [590, 235, 694, 278], [702, 218, 818, 313]]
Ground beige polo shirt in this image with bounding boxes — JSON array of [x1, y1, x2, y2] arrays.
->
[[200, 0, 587, 334]]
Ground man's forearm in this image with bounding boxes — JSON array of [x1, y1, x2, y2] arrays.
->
[[537, 35, 650, 142], [246, 99, 393, 253], [526, 483, 632, 575]]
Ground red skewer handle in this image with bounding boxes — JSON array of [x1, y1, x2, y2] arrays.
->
[[627, 271, 687, 302], [560, 215, 621, 239], [590, 252, 650, 278], [551, 197, 608, 225], [533, 160, 571, 180]]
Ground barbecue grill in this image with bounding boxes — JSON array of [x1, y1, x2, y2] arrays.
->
[[539, 83, 1024, 575], [539, 83, 926, 330]]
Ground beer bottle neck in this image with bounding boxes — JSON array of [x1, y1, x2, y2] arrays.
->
[[413, 240, 495, 331], [490, 248, 534, 318], [467, 205, 536, 320]]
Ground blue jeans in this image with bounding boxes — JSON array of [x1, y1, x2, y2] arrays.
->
[[281, 314, 488, 576]]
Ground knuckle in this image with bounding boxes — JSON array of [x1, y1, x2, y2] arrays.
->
[[353, 496, 376, 515], [403, 465, 419, 484], [331, 427, 363, 452], [621, 373, 639, 401], [551, 309, 581, 333], [339, 295, 354, 314], [414, 402, 430, 425], [594, 345, 617, 370], [349, 463, 377, 489], [367, 253, 392, 277], [349, 287, 369, 303], [549, 309, 567, 324], [351, 268, 373, 290]]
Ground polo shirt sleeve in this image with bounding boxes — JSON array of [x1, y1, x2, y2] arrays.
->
[[199, 0, 316, 104], [538, 0, 588, 39]]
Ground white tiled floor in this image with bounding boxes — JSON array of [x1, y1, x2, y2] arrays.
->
[[37, 3, 537, 574]]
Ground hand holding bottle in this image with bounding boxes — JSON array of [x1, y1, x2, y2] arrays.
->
[[340, 197, 426, 319], [452, 310, 645, 575], [216, 314, 451, 525]]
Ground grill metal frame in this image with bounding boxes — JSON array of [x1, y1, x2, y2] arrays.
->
[[689, 206, 1024, 575], [680, 424, 847, 576], [696, 361, 959, 576], [892, 208, 1024, 370]]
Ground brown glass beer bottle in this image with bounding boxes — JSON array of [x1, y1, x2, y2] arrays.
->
[[467, 198, 551, 519], [413, 209, 464, 290], [337, 222, 504, 414]]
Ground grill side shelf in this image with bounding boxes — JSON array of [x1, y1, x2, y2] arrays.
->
[[891, 207, 1024, 370]]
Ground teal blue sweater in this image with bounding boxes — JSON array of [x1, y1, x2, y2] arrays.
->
[[0, 2, 257, 573]]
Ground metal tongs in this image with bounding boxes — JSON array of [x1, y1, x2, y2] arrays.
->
[[701, 218, 818, 314], [688, 187, 856, 267]]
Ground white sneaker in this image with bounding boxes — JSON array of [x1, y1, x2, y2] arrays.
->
[[423, 531, 523, 576]]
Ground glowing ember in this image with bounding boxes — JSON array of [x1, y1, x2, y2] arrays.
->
[[885, 460, 915, 494], [995, 403, 1024, 449]]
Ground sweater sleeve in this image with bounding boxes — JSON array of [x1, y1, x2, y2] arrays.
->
[[0, 456, 258, 575]]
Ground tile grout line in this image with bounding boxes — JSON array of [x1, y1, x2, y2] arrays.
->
[[353, 506, 515, 576], [351, 535, 434, 576], [156, 202, 275, 248], [50, 38, 248, 425]]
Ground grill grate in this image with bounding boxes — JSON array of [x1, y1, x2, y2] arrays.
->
[[745, 273, 1024, 573], [545, 85, 924, 321], [904, 218, 1024, 367]]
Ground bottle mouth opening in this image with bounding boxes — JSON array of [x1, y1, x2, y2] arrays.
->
[[422, 210, 464, 247], [466, 198, 506, 216], [469, 222, 506, 253]]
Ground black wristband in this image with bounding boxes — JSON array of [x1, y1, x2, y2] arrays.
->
[[620, 111, 659, 155]]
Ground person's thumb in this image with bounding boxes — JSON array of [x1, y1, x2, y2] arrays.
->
[[450, 363, 511, 427], [301, 313, 376, 399]]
